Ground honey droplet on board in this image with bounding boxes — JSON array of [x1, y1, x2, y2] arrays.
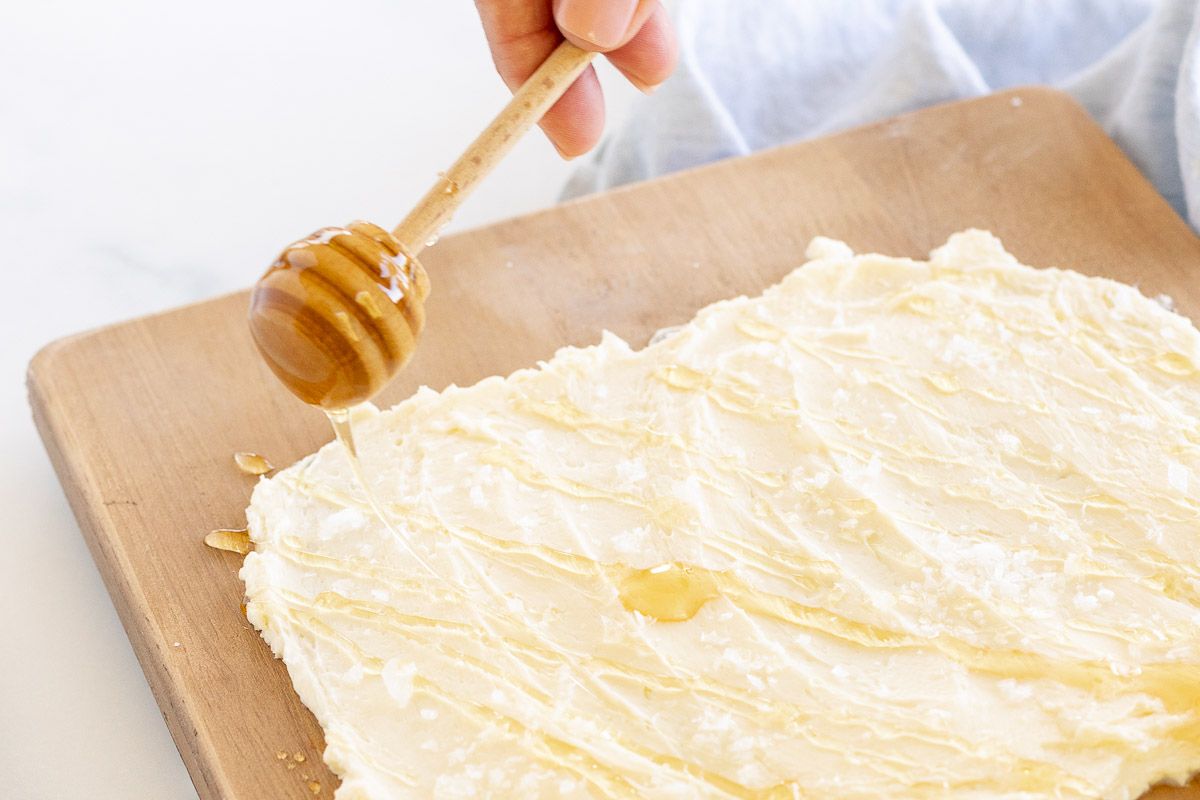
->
[[293, 752, 306, 763], [276, 751, 288, 761], [308, 780, 322, 794], [234, 451, 274, 475], [618, 563, 719, 622], [205, 528, 251, 555]]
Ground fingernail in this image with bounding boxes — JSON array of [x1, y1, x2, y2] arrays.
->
[[556, 0, 638, 49]]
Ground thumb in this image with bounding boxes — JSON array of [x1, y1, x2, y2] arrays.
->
[[554, 0, 654, 50]]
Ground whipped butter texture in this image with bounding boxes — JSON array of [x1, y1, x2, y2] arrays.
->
[[242, 231, 1200, 799]]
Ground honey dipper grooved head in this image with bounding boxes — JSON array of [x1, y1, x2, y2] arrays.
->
[[248, 221, 430, 410]]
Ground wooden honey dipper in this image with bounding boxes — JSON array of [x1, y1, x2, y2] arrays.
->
[[249, 41, 596, 410]]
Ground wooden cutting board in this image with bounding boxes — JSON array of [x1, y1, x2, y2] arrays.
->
[[29, 88, 1200, 799]]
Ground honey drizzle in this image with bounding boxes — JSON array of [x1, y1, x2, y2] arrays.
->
[[650, 361, 1200, 646], [320, 406, 650, 752], [299, 400, 1197, 791], [320, 395, 1193, 652], [246, 242, 1200, 793], [311, 411, 847, 793], [285, 604, 807, 799], [806, 397, 1200, 609], [271, 477, 1159, 795], [448, 403, 1036, 649], [282, 579, 1107, 798]]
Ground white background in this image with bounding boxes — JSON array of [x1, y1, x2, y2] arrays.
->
[[0, 1, 639, 797]]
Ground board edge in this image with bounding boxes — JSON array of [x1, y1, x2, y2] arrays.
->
[[26, 341, 231, 800]]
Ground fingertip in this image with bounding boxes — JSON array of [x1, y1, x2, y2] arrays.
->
[[607, 3, 678, 92], [553, 0, 641, 51], [538, 64, 605, 158]]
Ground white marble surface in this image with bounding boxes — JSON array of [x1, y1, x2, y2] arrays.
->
[[0, 2, 638, 797]]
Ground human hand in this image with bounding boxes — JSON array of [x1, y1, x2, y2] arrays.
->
[[474, 1, 678, 157]]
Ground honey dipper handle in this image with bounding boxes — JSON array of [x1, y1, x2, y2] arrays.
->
[[393, 40, 597, 254]]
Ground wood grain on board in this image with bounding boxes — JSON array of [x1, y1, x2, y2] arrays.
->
[[28, 88, 1200, 799]]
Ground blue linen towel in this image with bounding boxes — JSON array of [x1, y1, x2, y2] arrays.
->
[[566, 0, 1200, 232]]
